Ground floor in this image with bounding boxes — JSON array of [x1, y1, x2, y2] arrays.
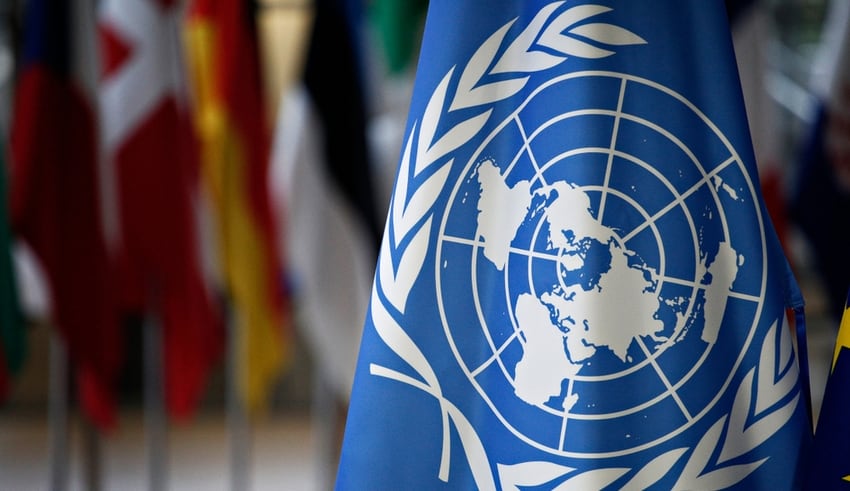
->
[[0, 317, 338, 491], [0, 307, 838, 491], [0, 409, 330, 491]]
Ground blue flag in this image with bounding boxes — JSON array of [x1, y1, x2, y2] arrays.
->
[[337, 2, 812, 489], [807, 289, 850, 489]]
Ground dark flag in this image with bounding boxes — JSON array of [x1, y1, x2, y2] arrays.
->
[[790, 0, 850, 323], [271, 0, 381, 400]]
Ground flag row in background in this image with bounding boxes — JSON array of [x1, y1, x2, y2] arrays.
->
[[0, 0, 418, 431]]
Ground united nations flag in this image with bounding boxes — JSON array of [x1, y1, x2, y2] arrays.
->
[[336, 1, 812, 489]]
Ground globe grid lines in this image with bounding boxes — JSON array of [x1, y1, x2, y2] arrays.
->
[[511, 79, 740, 257], [438, 229, 742, 384], [439, 130, 735, 429], [434, 71, 768, 458]]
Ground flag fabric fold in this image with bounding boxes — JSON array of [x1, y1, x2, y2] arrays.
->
[[184, 0, 290, 412], [98, 0, 222, 419], [9, 0, 121, 427], [337, 1, 811, 489]]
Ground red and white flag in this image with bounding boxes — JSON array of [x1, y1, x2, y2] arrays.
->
[[98, 0, 223, 419], [9, 0, 121, 428]]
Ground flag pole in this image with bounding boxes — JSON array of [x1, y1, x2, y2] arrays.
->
[[82, 416, 102, 491], [47, 331, 70, 491], [311, 365, 336, 491], [227, 306, 251, 491], [144, 314, 167, 491]]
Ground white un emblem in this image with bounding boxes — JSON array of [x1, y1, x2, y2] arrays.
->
[[435, 71, 767, 459]]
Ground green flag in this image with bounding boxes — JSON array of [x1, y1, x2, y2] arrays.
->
[[0, 142, 25, 377], [369, 0, 428, 74]]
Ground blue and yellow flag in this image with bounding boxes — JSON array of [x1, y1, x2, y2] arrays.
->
[[806, 290, 850, 489], [337, 1, 811, 489]]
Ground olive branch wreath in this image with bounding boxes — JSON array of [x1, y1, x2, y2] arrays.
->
[[366, 2, 801, 489]]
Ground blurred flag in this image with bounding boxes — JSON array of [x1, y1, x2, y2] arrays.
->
[[8, 0, 121, 427], [806, 289, 850, 488], [0, 342, 7, 401], [272, 0, 380, 400], [369, 0, 428, 75], [0, 142, 23, 402], [98, 0, 222, 419], [184, 0, 290, 412], [337, 1, 811, 489], [790, 0, 850, 323], [727, 0, 789, 249], [302, 0, 382, 249]]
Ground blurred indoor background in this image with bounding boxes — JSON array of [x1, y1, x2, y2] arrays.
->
[[0, 0, 848, 489]]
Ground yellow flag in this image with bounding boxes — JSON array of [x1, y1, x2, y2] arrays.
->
[[185, 0, 290, 412]]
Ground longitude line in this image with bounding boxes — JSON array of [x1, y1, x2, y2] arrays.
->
[[623, 155, 737, 242], [599, 77, 628, 223], [514, 115, 548, 186], [636, 337, 692, 420]]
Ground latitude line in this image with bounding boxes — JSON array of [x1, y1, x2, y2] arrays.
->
[[728, 290, 759, 302], [656, 275, 697, 288], [442, 233, 762, 309], [622, 155, 738, 243], [598, 77, 628, 225], [440, 234, 482, 247], [440, 233, 561, 262], [470, 330, 520, 378], [657, 273, 761, 304]]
